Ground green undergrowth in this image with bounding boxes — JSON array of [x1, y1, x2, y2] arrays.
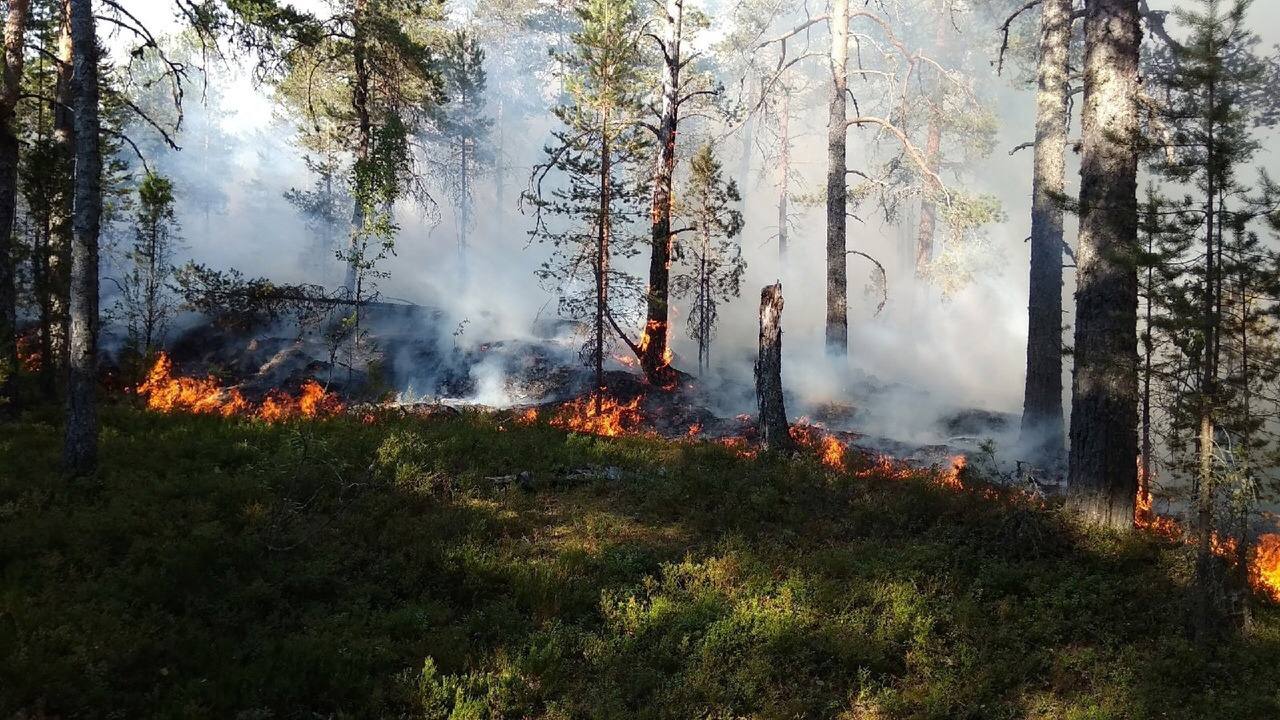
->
[[2, 402, 1278, 719]]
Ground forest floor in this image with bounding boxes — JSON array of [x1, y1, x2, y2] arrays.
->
[[3, 401, 1280, 719]]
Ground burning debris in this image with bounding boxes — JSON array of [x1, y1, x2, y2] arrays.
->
[[136, 353, 344, 421]]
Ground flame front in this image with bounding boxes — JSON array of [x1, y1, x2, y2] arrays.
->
[[137, 352, 342, 421], [550, 393, 643, 437]]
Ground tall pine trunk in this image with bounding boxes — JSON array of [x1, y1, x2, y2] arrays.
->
[[1020, 0, 1071, 465], [1065, 0, 1141, 529], [640, 0, 682, 384], [825, 0, 849, 357], [914, 119, 942, 278], [63, 0, 100, 474], [42, 1, 73, 397], [344, 0, 371, 295], [0, 0, 28, 417], [595, 113, 611, 413]]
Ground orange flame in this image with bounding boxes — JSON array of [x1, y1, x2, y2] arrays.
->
[[789, 423, 846, 470], [637, 319, 674, 367], [936, 455, 966, 491], [1250, 534, 1280, 602], [136, 352, 343, 421], [686, 422, 702, 437], [549, 393, 643, 437]]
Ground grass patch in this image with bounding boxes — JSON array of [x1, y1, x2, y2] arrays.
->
[[2, 402, 1278, 718]]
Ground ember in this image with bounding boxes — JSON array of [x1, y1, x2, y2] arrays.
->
[[137, 352, 343, 421], [550, 393, 643, 437]]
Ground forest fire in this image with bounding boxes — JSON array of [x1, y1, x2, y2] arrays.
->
[[637, 319, 675, 367], [549, 393, 644, 437], [789, 422, 845, 470], [136, 352, 343, 421], [936, 455, 967, 490]]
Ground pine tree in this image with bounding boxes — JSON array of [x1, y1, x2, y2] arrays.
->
[[1146, 0, 1277, 625], [672, 144, 744, 372], [116, 172, 180, 356], [524, 0, 651, 409], [431, 29, 493, 282]]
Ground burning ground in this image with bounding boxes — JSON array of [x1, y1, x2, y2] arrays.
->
[[129, 304, 1280, 604], [5, 399, 1280, 718]]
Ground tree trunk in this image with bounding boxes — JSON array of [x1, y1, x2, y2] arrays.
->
[[777, 87, 790, 263], [640, 0, 682, 385], [914, 118, 943, 278], [344, 0, 371, 295], [46, 1, 73, 390], [0, 0, 28, 418], [595, 114, 611, 414], [459, 137, 469, 283], [1065, 0, 1141, 529], [756, 282, 791, 452], [825, 0, 849, 357], [63, 0, 100, 474], [1020, 0, 1071, 466]]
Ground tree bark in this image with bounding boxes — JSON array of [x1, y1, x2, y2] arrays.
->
[[1066, 0, 1141, 529], [914, 118, 943, 278], [640, 0, 682, 385], [1020, 0, 1071, 466], [756, 282, 791, 452], [63, 0, 100, 474], [825, 0, 849, 357], [0, 0, 28, 418], [41, 8, 74, 399], [595, 113, 611, 414], [344, 0, 371, 295]]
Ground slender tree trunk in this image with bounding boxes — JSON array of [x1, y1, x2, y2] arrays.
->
[[459, 138, 469, 283], [757, 282, 791, 451], [914, 119, 943, 278], [1140, 238, 1153, 511], [1194, 82, 1220, 633], [1066, 0, 1141, 529], [63, 0, 100, 474], [595, 114, 611, 414], [914, 20, 949, 280], [1020, 0, 1071, 466], [777, 87, 790, 263], [0, 0, 28, 417], [48, 2, 72, 378], [344, 0, 371, 295], [640, 0, 683, 384], [825, 0, 849, 357]]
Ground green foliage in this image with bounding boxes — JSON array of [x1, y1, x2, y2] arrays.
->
[[672, 144, 745, 370], [2, 403, 1279, 718]]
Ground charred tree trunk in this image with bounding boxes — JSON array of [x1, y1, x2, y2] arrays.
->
[[756, 282, 792, 452], [640, 0, 683, 386], [1066, 0, 1141, 529], [825, 0, 849, 358], [1020, 0, 1071, 466], [63, 0, 100, 474], [0, 0, 28, 418]]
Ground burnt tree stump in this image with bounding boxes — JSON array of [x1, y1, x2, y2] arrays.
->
[[756, 282, 793, 452]]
